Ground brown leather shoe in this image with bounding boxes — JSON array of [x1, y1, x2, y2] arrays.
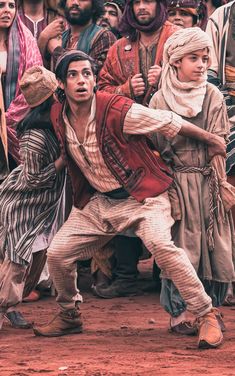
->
[[197, 308, 223, 349], [33, 309, 83, 337], [169, 321, 197, 336]]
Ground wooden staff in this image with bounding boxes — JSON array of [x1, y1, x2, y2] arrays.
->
[[0, 67, 9, 180]]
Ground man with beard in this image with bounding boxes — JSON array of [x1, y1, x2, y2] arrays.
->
[[48, 0, 116, 72], [98, 0, 178, 104], [97, 0, 125, 39], [95, 0, 179, 299]]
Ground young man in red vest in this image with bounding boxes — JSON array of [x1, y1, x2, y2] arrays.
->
[[97, 0, 179, 297], [33, 51, 225, 349]]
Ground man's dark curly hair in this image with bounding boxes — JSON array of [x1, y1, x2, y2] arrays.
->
[[58, 0, 104, 23]]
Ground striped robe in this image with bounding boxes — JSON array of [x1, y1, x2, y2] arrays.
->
[[206, 1, 235, 173], [0, 129, 65, 265]]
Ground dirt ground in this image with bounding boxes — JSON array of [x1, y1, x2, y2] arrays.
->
[[1, 259, 235, 376]]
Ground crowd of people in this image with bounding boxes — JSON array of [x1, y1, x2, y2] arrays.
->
[[0, 0, 235, 351]]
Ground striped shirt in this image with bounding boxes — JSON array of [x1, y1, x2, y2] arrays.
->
[[64, 95, 184, 192]]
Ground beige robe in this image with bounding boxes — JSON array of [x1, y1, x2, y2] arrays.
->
[[150, 83, 235, 282]]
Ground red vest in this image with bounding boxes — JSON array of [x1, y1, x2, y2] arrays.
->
[[50, 91, 172, 209]]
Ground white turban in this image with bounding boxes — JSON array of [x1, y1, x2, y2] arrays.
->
[[163, 27, 212, 66], [160, 27, 213, 118]]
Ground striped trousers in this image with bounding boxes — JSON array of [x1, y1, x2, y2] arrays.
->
[[47, 192, 212, 317]]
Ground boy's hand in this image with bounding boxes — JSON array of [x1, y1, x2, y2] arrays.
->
[[207, 134, 226, 160]]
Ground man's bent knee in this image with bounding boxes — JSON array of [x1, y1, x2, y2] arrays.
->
[[47, 247, 65, 265]]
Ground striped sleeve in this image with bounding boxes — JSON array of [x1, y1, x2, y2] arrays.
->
[[123, 103, 184, 139], [20, 130, 57, 189]]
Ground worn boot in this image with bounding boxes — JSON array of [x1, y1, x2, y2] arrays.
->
[[93, 279, 138, 298], [93, 270, 111, 289], [197, 308, 223, 349], [5, 310, 32, 329], [33, 309, 83, 337], [94, 236, 142, 299]]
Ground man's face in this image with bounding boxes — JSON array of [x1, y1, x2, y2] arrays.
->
[[132, 0, 157, 26], [60, 60, 96, 105], [99, 4, 119, 29], [64, 0, 93, 26]]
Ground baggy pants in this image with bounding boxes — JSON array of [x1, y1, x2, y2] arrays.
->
[[47, 192, 212, 317]]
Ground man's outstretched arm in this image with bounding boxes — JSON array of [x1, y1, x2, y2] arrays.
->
[[124, 103, 226, 158]]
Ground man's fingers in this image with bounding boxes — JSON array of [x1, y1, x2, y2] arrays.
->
[[132, 73, 143, 78]]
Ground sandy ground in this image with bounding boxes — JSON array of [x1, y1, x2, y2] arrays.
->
[[1, 259, 235, 376]]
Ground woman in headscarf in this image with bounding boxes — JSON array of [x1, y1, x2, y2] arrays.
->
[[167, 0, 208, 30], [150, 27, 235, 335], [0, 0, 42, 181]]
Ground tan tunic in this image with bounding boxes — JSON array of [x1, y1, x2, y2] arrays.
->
[[150, 83, 235, 282]]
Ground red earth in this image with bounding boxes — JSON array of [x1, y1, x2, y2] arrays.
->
[[1, 259, 235, 376]]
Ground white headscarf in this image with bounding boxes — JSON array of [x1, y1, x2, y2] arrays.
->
[[160, 27, 212, 118]]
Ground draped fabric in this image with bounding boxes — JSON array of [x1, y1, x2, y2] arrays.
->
[[0, 129, 66, 265], [2, 17, 42, 165], [160, 27, 212, 117], [119, 0, 167, 41]]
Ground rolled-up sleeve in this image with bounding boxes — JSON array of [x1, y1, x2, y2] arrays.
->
[[123, 103, 186, 139]]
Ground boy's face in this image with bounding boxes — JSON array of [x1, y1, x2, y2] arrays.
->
[[173, 48, 210, 83]]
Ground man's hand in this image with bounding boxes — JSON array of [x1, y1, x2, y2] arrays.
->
[[147, 64, 162, 87], [207, 134, 226, 160], [40, 18, 65, 41], [47, 36, 62, 55], [130, 73, 145, 97]]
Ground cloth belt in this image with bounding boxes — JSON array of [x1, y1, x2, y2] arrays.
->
[[103, 187, 130, 199], [174, 165, 220, 252]]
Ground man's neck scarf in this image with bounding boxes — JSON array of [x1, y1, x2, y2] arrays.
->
[[119, 0, 167, 41]]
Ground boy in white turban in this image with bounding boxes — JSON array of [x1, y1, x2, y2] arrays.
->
[[150, 27, 235, 337]]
